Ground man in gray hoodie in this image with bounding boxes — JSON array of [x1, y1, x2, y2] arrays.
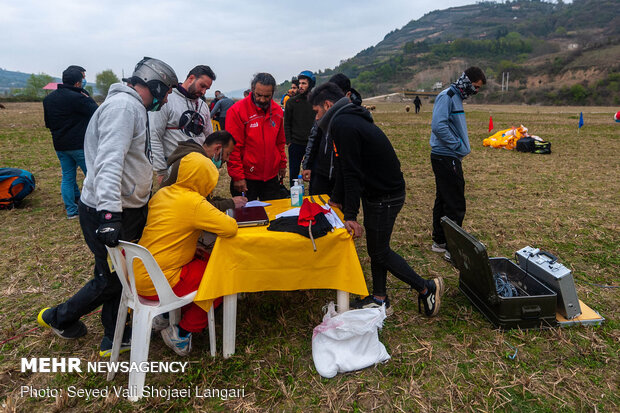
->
[[38, 57, 178, 357]]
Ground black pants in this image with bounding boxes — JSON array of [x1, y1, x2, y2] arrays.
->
[[431, 154, 466, 245], [309, 172, 334, 196], [47, 201, 148, 339], [288, 143, 306, 187], [415, 104, 421, 114], [362, 192, 427, 295], [230, 176, 286, 201]]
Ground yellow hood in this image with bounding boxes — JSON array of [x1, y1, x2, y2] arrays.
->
[[173, 152, 218, 197]]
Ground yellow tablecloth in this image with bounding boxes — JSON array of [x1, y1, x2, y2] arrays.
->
[[195, 197, 368, 311]]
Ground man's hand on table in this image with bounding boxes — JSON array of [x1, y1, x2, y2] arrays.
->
[[345, 220, 364, 239], [233, 179, 248, 193], [328, 199, 342, 210], [232, 196, 248, 208]]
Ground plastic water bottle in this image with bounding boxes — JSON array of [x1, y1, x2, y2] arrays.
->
[[291, 179, 303, 207], [297, 174, 305, 197]]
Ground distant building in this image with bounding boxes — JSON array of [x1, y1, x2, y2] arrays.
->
[[432, 82, 443, 90]]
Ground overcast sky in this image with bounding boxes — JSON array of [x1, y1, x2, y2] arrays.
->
[[1, 0, 481, 96]]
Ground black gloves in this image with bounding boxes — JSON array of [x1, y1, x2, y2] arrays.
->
[[96, 211, 123, 247]]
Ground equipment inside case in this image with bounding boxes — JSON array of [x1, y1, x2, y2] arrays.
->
[[441, 217, 557, 330]]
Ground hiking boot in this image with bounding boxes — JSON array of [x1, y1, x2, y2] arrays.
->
[[152, 314, 169, 332], [99, 335, 131, 358], [418, 278, 444, 317], [350, 295, 393, 315], [161, 325, 192, 356], [37, 307, 87, 339], [431, 242, 447, 253]]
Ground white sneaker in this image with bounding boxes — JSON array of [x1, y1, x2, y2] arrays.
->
[[152, 314, 169, 332], [443, 251, 452, 262], [161, 325, 192, 356], [431, 242, 447, 253]]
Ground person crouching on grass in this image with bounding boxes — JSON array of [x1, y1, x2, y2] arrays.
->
[[133, 151, 238, 356]]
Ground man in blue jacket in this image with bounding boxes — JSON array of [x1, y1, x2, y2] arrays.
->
[[43, 66, 98, 219], [429, 67, 486, 260]]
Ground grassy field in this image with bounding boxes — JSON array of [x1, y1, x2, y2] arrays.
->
[[0, 101, 618, 412]]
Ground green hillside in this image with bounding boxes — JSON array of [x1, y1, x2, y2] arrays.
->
[[314, 0, 620, 105]]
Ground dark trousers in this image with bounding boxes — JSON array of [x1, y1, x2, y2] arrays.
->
[[415, 104, 421, 114], [309, 172, 334, 196], [230, 176, 286, 201], [288, 143, 306, 187], [431, 154, 466, 245], [47, 201, 148, 339], [362, 192, 427, 295]]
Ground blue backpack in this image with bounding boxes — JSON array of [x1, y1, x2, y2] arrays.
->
[[0, 168, 36, 209]]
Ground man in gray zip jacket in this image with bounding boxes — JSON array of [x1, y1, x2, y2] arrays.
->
[[429, 67, 485, 260], [38, 57, 178, 357], [149, 65, 215, 184]]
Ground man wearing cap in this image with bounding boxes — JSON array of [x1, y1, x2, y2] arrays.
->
[[210, 93, 234, 130], [43, 66, 99, 219], [38, 57, 178, 357], [149, 65, 215, 184], [226, 72, 287, 201], [284, 70, 315, 187]]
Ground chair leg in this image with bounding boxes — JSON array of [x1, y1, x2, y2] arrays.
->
[[223, 294, 237, 358], [169, 308, 182, 326], [127, 308, 153, 402], [208, 305, 216, 357], [337, 290, 349, 313], [107, 299, 129, 381]]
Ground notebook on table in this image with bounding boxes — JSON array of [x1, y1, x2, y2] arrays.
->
[[227, 206, 270, 227]]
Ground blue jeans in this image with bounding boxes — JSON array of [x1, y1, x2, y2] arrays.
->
[[288, 143, 306, 187], [362, 192, 427, 295], [56, 150, 87, 216]]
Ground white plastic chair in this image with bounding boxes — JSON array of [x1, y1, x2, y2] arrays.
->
[[105, 241, 216, 401]]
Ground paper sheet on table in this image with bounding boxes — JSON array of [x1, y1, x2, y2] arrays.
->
[[245, 200, 271, 207], [322, 205, 345, 228], [275, 207, 300, 219]]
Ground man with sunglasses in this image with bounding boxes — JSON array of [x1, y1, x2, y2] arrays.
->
[[429, 66, 486, 261], [226, 72, 287, 201], [150, 65, 216, 184]]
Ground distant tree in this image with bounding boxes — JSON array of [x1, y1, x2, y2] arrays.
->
[[85, 85, 94, 96], [25, 73, 53, 98], [96, 70, 120, 98]]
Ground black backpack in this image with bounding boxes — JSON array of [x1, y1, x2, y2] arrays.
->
[[516, 137, 551, 154]]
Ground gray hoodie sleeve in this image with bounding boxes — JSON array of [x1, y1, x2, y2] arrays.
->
[[149, 106, 171, 175], [92, 106, 138, 212]]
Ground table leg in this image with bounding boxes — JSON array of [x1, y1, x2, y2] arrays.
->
[[337, 290, 349, 313], [223, 294, 237, 358]]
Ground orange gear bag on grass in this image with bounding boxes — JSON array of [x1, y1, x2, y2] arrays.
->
[[483, 125, 528, 150]]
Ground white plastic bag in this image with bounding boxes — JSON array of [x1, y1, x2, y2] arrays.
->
[[312, 302, 390, 378]]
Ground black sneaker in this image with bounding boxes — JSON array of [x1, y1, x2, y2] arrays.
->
[[350, 295, 393, 315], [418, 278, 444, 317], [37, 307, 87, 339], [99, 336, 131, 358]]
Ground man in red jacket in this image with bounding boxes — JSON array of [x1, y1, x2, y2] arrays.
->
[[225, 73, 287, 201]]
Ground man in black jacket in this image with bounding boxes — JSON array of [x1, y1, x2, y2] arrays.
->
[[308, 82, 444, 317], [284, 70, 315, 186], [301, 73, 362, 195], [43, 66, 98, 218]]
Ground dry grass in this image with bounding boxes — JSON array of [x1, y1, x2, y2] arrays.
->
[[0, 101, 618, 412]]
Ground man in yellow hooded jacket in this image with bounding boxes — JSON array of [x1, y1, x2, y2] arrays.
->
[[134, 151, 238, 355]]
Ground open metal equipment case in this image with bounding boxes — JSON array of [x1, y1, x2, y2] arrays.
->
[[441, 217, 557, 330]]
